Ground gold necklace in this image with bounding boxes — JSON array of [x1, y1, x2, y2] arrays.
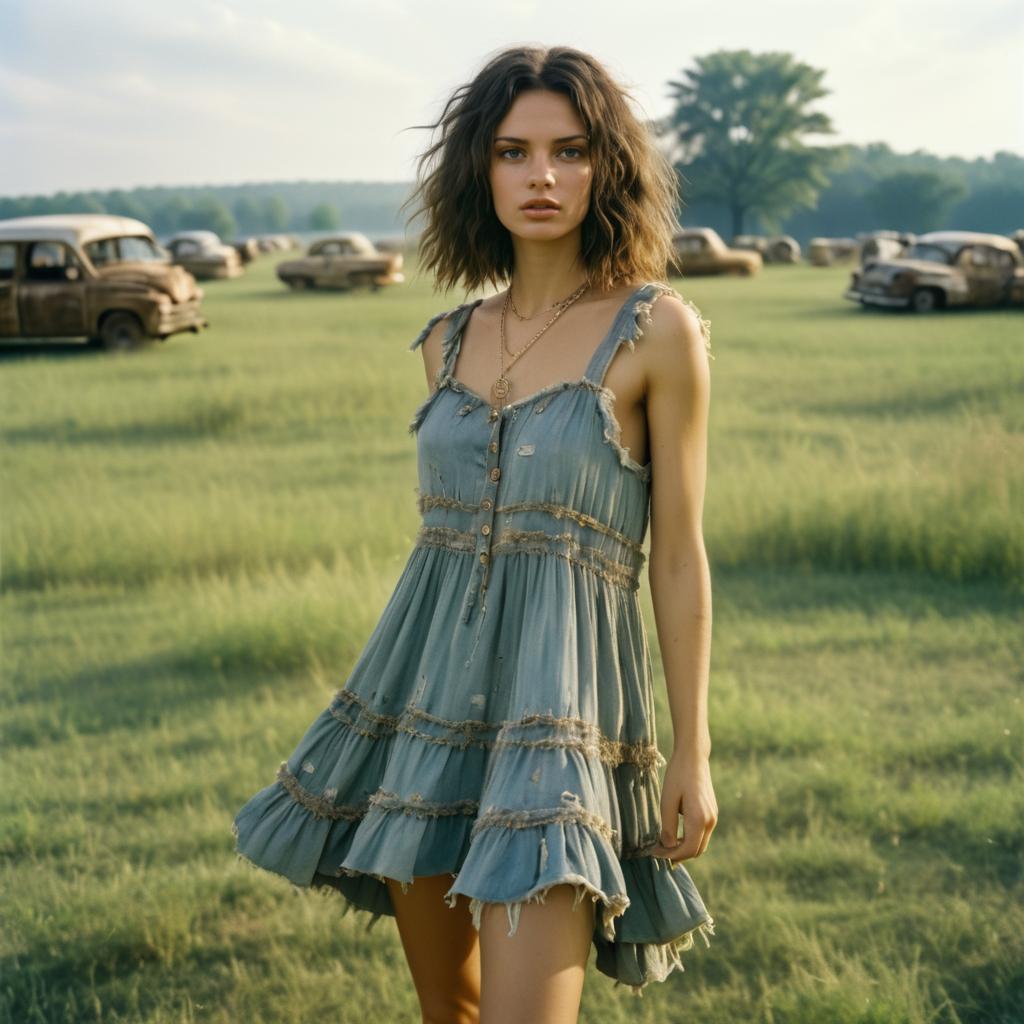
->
[[507, 281, 583, 322], [503, 278, 589, 357], [492, 279, 590, 406]]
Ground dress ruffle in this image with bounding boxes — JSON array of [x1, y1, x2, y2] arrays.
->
[[232, 564, 715, 993]]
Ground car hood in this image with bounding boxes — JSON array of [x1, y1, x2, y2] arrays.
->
[[95, 262, 199, 301]]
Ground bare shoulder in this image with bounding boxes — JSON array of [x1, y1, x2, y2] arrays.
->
[[413, 310, 457, 391], [640, 289, 713, 391]]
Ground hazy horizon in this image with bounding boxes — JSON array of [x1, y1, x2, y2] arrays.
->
[[2, 0, 1022, 198]]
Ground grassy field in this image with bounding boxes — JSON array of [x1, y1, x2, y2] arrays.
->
[[2, 252, 1022, 1023]]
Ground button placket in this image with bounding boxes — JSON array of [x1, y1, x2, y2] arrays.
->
[[461, 406, 505, 623]]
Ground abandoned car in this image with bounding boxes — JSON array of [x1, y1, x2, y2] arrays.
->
[[0, 214, 208, 350], [276, 232, 405, 291], [164, 230, 244, 280], [856, 230, 915, 266], [843, 230, 1024, 312], [732, 234, 802, 263], [668, 227, 762, 276], [808, 237, 859, 266]]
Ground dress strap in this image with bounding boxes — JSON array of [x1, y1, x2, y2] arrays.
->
[[408, 299, 483, 387], [582, 281, 713, 387]]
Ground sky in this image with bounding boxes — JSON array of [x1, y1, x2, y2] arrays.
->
[[1, 0, 1022, 197]]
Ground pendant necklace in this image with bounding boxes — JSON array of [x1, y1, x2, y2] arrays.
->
[[491, 279, 590, 406]]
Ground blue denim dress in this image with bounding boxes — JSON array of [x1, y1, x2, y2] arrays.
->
[[232, 281, 716, 994]]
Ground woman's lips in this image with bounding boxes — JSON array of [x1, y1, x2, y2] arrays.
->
[[521, 207, 560, 218]]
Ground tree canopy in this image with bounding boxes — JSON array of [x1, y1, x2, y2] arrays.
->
[[661, 49, 849, 236]]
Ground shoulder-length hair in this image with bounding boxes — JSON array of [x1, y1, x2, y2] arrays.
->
[[400, 45, 681, 296]]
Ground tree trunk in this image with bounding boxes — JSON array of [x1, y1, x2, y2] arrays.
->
[[730, 205, 745, 241]]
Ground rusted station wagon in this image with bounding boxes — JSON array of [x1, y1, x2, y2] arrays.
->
[[732, 234, 802, 263], [843, 230, 1024, 312], [0, 214, 208, 349], [164, 230, 244, 280], [668, 227, 762, 276], [276, 232, 405, 291]]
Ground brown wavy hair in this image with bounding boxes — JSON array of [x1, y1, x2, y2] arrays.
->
[[399, 45, 680, 296]]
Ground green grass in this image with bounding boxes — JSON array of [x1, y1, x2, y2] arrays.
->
[[2, 255, 1022, 1022]]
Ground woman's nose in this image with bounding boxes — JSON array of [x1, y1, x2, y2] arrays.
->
[[527, 160, 556, 187]]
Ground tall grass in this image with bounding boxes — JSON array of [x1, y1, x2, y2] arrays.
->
[[2, 254, 1021, 1022]]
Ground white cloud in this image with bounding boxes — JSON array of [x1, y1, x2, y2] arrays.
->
[[1, 0, 1020, 195]]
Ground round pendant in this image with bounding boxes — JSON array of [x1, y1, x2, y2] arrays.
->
[[491, 375, 511, 403]]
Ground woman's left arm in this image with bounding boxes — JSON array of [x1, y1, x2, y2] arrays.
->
[[641, 294, 717, 862]]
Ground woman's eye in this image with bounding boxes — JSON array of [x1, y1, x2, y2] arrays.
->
[[497, 146, 586, 160]]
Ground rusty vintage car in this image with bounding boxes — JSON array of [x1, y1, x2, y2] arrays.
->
[[843, 230, 1024, 312], [732, 234, 802, 263], [668, 227, 762, 276], [0, 214, 208, 349], [164, 230, 244, 280], [276, 232, 405, 291]]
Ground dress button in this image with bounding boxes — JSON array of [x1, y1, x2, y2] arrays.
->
[[488, 408, 499, 421], [490, 468, 501, 481], [481, 524, 491, 535], [488, 441, 498, 453], [479, 552, 489, 564], [482, 498, 492, 510]]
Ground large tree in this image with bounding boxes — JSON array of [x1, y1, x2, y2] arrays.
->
[[661, 49, 848, 237]]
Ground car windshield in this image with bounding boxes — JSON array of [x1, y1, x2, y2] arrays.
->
[[85, 235, 168, 266], [903, 242, 954, 265]]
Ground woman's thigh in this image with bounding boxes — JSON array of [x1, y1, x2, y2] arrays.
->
[[478, 884, 596, 1024], [384, 874, 481, 1024]]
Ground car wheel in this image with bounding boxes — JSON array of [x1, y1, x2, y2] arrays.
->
[[100, 312, 148, 351], [910, 287, 940, 313]]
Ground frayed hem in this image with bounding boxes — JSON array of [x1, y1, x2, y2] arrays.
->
[[454, 875, 630, 943], [611, 915, 716, 997]]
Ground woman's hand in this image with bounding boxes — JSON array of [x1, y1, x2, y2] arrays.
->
[[648, 749, 718, 862]]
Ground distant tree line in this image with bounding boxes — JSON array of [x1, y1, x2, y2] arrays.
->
[[0, 181, 411, 241]]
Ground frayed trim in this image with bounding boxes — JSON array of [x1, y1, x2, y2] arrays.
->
[[593, 385, 652, 483], [413, 524, 643, 591], [407, 306, 457, 352], [586, 282, 714, 484], [461, 876, 630, 943], [330, 686, 666, 771], [416, 494, 644, 556], [470, 790, 617, 844], [610, 915, 717, 997]]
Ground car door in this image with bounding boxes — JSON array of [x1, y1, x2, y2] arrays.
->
[[18, 241, 88, 336], [963, 245, 1013, 305], [317, 241, 340, 285], [0, 242, 18, 335]]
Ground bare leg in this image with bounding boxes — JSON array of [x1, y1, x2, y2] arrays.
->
[[478, 884, 596, 1024], [384, 874, 482, 1024]]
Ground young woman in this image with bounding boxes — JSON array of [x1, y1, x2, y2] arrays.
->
[[234, 44, 717, 1023]]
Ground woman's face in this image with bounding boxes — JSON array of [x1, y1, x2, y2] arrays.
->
[[489, 89, 592, 242]]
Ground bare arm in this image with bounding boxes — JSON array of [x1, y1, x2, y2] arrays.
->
[[641, 294, 717, 862]]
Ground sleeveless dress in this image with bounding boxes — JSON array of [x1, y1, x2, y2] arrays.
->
[[232, 280, 716, 994]]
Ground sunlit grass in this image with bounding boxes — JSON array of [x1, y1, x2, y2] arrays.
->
[[2, 254, 1021, 1022]]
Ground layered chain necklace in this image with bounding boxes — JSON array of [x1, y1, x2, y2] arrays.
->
[[491, 278, 590, 406]]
